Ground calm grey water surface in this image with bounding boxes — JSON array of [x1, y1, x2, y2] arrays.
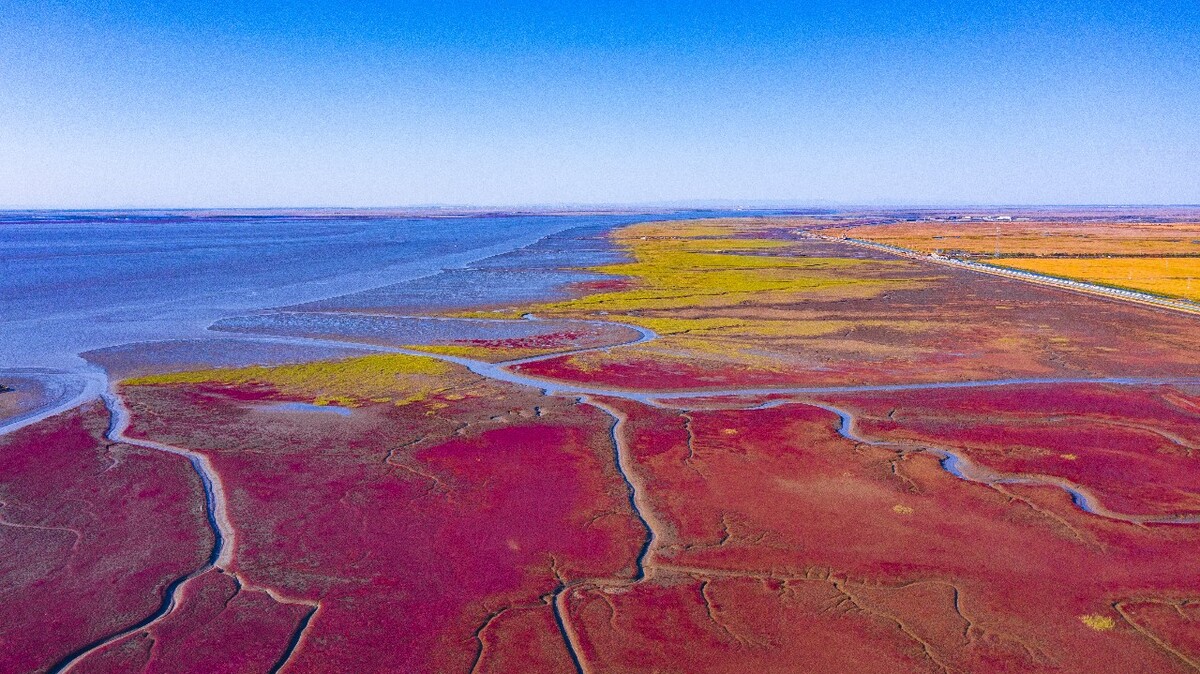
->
[[1, 209, 798, 370]]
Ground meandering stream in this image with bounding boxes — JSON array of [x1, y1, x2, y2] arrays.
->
[[7, 313, 1200, 673]]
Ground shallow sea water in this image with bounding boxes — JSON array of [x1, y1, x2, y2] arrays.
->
[[0, 209, 803, 372]]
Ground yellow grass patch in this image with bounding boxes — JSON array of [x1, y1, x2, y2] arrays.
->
[[892, 504, 915, 515], [443, 218, 930, 368], [1079, 614, 1116, 631], [624, 317, 749, 335], [622, 318, 933, 365], [124, 353, 454, 407], [562, 355, 602, 373], [531, 225, 904, 316]]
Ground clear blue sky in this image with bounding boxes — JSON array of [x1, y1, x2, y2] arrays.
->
[[2, 1, 1198, 207]]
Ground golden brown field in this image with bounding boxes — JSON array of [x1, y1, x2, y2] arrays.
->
[[824, 217, 1200, 301], [999, 257, 1200, 301], [823, 220, 1200, 257]]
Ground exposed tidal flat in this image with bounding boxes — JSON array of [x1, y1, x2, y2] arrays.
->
[[6, 210, 1200, 673], [0, 209, 771, 372], [0, 209, 768, 424]]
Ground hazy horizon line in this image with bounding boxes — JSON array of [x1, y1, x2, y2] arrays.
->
[[4, 201, 1200, 213]]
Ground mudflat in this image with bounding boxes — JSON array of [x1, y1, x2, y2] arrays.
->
[[5, 211, 1200, 673]]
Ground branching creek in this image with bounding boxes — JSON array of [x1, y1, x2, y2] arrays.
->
[[5, 315, 1200, 673], [44, 387, 320, 674]]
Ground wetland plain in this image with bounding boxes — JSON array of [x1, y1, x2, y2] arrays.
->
[[4, 209, 1200, 673]]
